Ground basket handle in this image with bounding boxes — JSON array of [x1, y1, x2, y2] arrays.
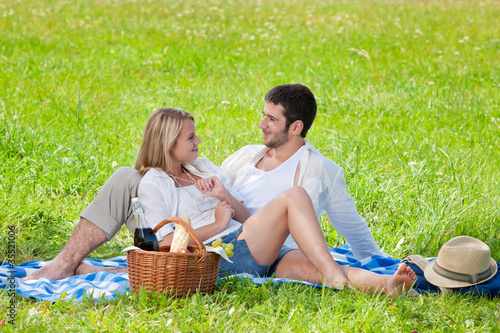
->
[[153, 216, 206, 256]]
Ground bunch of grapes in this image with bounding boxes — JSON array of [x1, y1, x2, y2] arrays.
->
[[208, 238, 234, 257]]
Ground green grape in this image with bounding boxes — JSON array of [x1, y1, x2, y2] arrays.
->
[[210, 240, 235, 258], [212, 238, 222, 248]]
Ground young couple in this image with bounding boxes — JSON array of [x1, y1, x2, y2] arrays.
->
[[25, 84, 415, 296]]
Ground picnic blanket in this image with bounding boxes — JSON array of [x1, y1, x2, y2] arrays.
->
[[2, 245, 499, 303]]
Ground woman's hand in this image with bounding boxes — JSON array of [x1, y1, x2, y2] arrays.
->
[[195, 176, 228, 201], [196, 176, 251, 224], [213, 200, 234, 231]]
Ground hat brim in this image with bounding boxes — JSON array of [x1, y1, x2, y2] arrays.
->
[[424, 258, 498, 289]]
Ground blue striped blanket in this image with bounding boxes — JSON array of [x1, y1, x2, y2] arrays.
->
[[2, 245, 498, 303]]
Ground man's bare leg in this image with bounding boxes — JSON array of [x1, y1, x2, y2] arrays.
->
[[22, 218, 108, 281]]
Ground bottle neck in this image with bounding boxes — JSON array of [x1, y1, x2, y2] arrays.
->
[[132, 201, 141, 229]]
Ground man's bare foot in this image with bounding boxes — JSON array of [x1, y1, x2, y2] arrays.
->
[[384, 263, 417, 297], [21, 261, 76, 282], [75, 262, 127, 275]]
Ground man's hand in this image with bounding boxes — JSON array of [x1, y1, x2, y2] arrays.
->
[[195, 176, 228, 201], [213, 200, 234, 231]]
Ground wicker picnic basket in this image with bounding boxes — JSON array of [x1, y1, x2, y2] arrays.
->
[[127, 217, 221, 298]]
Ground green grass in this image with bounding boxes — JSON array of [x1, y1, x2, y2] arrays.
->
[[1, 0, 500, 331]]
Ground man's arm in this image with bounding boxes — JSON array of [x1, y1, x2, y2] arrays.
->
[[321, 164, 383, 260]]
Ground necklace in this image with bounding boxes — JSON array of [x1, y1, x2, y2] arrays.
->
[[169, 169, 213, 221], [170, 173, 196, 184]]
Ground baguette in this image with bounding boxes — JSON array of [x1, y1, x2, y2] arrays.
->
[[170, 216, 191, 252]]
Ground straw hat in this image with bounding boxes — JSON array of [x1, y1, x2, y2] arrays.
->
[[424, 236, 497, 288]]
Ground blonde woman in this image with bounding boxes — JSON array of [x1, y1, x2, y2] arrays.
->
[[136, 108, 416, 296]]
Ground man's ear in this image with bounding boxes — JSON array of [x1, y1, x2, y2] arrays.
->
[[290, 120, 304, 136]]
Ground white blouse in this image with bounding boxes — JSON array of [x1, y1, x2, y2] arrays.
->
[[138, 158, 242, 242], [175, 185, 241, 244]]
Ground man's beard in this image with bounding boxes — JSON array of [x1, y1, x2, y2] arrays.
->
[[264, 128, 289, 148]]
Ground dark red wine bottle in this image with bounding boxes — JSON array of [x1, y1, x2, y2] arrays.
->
[[132, 198, 159, 251], [134, 227, 159, 251]]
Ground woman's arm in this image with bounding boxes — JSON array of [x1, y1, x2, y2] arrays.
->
[[159, 200, 235, 247], [195, 176, 251, 223], [138, 179, 176, 242]]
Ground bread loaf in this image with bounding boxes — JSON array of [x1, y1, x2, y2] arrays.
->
[[170, 216, 191, 252]]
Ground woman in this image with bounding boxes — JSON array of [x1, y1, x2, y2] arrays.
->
[[136, 108, 416, 296]]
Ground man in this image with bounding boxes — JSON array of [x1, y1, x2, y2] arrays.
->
[[25, 84, 381, 281], [221, 84, 382, 280]]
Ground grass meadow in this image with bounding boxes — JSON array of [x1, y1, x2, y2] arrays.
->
[[1, 0, 500, 331]]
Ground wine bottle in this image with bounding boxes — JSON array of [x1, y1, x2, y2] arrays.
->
[[131, 198, 159, 251]]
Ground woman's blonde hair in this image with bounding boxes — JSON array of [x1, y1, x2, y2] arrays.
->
[[134, 108, 194, 176]]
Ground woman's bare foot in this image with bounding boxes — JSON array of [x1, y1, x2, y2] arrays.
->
[[384, 263, 417, 297], [75, 262, 127, 275]]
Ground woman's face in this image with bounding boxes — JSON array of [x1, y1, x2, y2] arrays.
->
[[169, 118, 201, 166]]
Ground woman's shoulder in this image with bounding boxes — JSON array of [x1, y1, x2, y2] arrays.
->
[[141, 168, 169, 183]]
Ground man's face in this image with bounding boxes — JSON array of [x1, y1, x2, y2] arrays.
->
[[258, 102, 290, 148]]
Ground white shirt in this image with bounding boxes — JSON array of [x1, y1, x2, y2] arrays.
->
[[221, 140, 383, 260], [238, 146, 304, 214], [138, 158, 242, 242]]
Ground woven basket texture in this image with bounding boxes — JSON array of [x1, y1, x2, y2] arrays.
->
[[127, 217, 220, 298]]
